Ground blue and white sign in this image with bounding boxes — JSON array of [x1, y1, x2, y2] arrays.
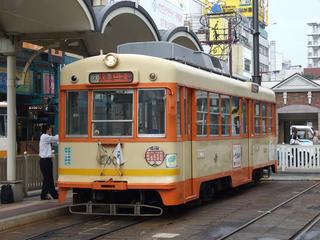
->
[[64, 147, 72, 166], [165, 154, 177, 168]]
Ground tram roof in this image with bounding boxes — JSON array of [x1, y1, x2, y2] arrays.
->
[[61, 53, 275, 103]]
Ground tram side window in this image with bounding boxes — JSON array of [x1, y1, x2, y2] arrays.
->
[[242, 98, 247, 135], [261, 103, 267, 135], [221, 95, 230, 136], [138, 89, 165, 135], [209, 93, 219, 136], [196, 91, 208, 136], [254, 102, 261, 135], [176, 87, 181, 136], [184, 88, 192, 136], [267, 104, 273, 134], [66, 91, 88, 136], [232, 97, 240, 136], [92, 90, 133, 137]]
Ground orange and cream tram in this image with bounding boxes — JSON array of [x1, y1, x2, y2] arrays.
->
[[58, 42, 277, 216]]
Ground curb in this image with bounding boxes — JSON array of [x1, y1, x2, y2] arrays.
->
[[0, 206, 69, 232]]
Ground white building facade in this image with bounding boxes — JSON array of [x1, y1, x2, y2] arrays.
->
[[307, 21, 320, 68]]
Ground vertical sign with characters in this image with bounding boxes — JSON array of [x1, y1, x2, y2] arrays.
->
[[64, 147, 71, 166], [232, 144, 241, 168]]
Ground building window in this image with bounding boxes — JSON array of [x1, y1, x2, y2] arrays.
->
[[66, 91, 88, 136], [244, 59, 251, 72]]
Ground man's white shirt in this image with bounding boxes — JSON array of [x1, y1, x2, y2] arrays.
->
[[39, 134, 59, 158]]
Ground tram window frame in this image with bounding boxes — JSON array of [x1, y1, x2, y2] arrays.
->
[[231, 96, 240, 136], [266, 103, 273, 135], [272, 104, 276, 135], [65, 91, 88, 137], [176, 86, 182, 137], [184, 88, 192, 138], [92, 89, 134, 138], [209, 93, 219, 136], [242, 98, 248, 136], [138, 89, 166, 137], [221, 95, 231, 136], [254, 101, 261, 135], [196, 90, 208, 136], [261, 102, 267, 135]]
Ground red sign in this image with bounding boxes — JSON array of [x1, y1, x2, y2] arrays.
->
[[89, 72, 133, 84], [145, 146, 165, 167]]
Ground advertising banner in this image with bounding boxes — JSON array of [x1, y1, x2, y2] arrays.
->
[[204, 0, 268, 26]]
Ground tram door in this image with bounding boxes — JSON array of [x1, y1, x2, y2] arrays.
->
[[183, 88, 193, 198]]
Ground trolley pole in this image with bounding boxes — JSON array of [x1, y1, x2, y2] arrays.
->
[[252, 0, 261, 85]]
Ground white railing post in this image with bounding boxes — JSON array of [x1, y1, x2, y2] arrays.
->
[[282, 145, 286, 171], [23, 151, 28, 196]]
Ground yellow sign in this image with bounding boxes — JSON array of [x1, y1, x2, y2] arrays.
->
[[203, 0, 268, 26], [208, 18, 229, 59]]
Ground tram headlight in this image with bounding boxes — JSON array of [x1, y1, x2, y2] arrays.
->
[[103, 53, 118, 68], [149, 73, 157, 81], [71, 75, 78, 83]]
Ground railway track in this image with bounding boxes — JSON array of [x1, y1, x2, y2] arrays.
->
[[289, 211, 320, 240], [24, 216, 149, 240], [3, 181, 319, 240], [217, 182, 320, 240]]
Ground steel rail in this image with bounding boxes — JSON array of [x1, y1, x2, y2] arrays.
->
[[23, 216, 102, 240], [86, 218, 148, 240], [23, 216, 149, 240], [289, 212, 320, 240], [217, 182, 320, 240]]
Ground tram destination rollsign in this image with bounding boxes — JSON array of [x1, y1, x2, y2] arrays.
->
[[89, 72, 133, 84]]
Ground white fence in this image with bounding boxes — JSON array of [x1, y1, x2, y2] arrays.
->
[[0, 153, 58, 195], [277, 145, 320, 171]]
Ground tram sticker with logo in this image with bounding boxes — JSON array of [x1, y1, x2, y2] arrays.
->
[[64, 147, 72, 166], [165, 154, 177, 168], [145, 146, 165, 167], [232, 144, 241, 168]]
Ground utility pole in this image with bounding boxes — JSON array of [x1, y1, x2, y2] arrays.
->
[[252, 0, 261, 85]]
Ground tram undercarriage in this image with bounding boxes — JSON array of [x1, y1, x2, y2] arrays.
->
[[70, 188, 163, 216]]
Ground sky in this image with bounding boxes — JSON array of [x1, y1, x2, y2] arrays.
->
[[267, 0, 320, 68]]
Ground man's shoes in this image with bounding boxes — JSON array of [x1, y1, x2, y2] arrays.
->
[[41, 196, 51, 200]]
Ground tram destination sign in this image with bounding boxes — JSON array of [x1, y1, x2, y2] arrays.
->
[[89, 72, 133, 84]]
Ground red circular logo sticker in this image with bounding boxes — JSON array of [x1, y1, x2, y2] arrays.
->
[[145, 146, 165, 167]]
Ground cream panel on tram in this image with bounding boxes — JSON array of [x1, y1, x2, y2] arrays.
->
[[191, 139, 250, 178], [58, 142, 182, 182]]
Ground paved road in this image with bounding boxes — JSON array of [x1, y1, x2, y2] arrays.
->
[[1, 180, 320, 240]]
